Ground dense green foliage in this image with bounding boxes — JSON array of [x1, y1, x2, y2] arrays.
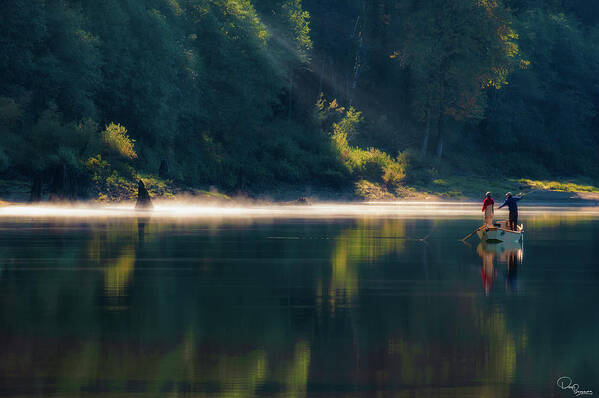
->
[[0, 0, 598, 199]]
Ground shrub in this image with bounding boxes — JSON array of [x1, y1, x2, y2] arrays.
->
[[86, 155, 111, 185], [86, 155, 137, 201], [355, 180, 395, 201], [102, 123, 137, 160], [331, 108, 409, 193], [357, 148, 388, 183], [399, 150, 434, 186], [382, 163, 405, 187], [332, 107, 362, 142]]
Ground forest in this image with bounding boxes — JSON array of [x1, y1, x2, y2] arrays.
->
[[1, 0, 598, 200]]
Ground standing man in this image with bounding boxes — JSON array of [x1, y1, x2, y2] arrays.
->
[[498, 192, 523, 231], [482, 192, 495, 227]]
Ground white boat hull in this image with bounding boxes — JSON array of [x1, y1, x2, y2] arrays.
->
[[477, 223, 523, 243]]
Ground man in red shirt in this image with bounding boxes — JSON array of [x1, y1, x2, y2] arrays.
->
[[482, 192, 494, 227]]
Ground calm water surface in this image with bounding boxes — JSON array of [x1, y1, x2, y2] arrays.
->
[[0, 204, 598, 397]]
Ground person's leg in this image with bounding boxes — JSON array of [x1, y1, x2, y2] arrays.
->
[[484, 207, 493, 226], [509, 212, 516, 230], [513, 212, 518, 230]]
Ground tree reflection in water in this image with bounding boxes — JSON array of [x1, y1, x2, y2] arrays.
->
[[324, 219, 406, 313], [0, 214, 597, 397]]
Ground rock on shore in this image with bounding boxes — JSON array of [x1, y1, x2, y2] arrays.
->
[[135, 180, 153, 209]]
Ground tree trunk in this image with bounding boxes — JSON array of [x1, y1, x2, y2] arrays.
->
[[421, 115, 430, 158], [345, 73, 349, 103], [331, 57, 337, 99], [436, 134, 443, 159], [288, 72, 293, 119], [349, 11, 364, 107], [159, 159, 169, 179], [435, 116, 444, 159], [318, 54, 324, 94], [29, 174, 42, 202], [49, 163, 66, 201]]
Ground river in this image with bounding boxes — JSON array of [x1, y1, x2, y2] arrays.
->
[[0, 203, 597, 397]]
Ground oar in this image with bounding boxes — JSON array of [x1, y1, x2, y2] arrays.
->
[[461, 225, 485, 242]]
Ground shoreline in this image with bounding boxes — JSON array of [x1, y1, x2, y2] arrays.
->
[[3, 176, 599, 207], [1, 189, 598, 208], [2, 176, 599, 208]]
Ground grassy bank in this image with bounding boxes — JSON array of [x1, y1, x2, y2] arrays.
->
[[404, 177, 599, 203], [2, 175, 598, 206]]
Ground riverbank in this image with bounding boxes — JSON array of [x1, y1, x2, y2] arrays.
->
[[410, 176, 599, 203], [0, 190, 597, 208], [1, 177, 598, 207]]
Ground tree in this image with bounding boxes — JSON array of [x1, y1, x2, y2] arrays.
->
[[395, 0, 519, 158], [482, 8, 599, 175]]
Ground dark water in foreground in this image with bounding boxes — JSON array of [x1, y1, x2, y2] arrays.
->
[[0, 205, 598, 397]]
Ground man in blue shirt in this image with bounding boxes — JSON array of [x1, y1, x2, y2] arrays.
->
[[498, 192, 523, 231]]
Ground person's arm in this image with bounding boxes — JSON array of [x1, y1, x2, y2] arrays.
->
[[514, 195, 522, 201], [498, 199, 507, 209]]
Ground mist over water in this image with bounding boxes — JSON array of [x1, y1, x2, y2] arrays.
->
[[2, 201, 599, 219], [0, 203, 597, 397]]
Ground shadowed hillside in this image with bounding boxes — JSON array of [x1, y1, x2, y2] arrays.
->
[[1, 0, 598, 201]]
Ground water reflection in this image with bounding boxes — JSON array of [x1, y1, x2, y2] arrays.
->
[[477, 242, 523, 295], [386, 308, 527, 398], [0, 214, 598, 397], [325, 219, 406, 313], [86, 221, 139, 303]]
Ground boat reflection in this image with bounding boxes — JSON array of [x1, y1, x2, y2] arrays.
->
[[477, 241, 523, 295]]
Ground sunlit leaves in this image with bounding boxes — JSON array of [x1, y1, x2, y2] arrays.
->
[[102, 123, 137, 160], [282, 0, 313, 62]]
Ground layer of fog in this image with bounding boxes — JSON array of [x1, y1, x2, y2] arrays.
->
[[1, 200, 598, 219]]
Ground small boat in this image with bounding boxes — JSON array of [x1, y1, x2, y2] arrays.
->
[[476, 220, 523, 243]]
